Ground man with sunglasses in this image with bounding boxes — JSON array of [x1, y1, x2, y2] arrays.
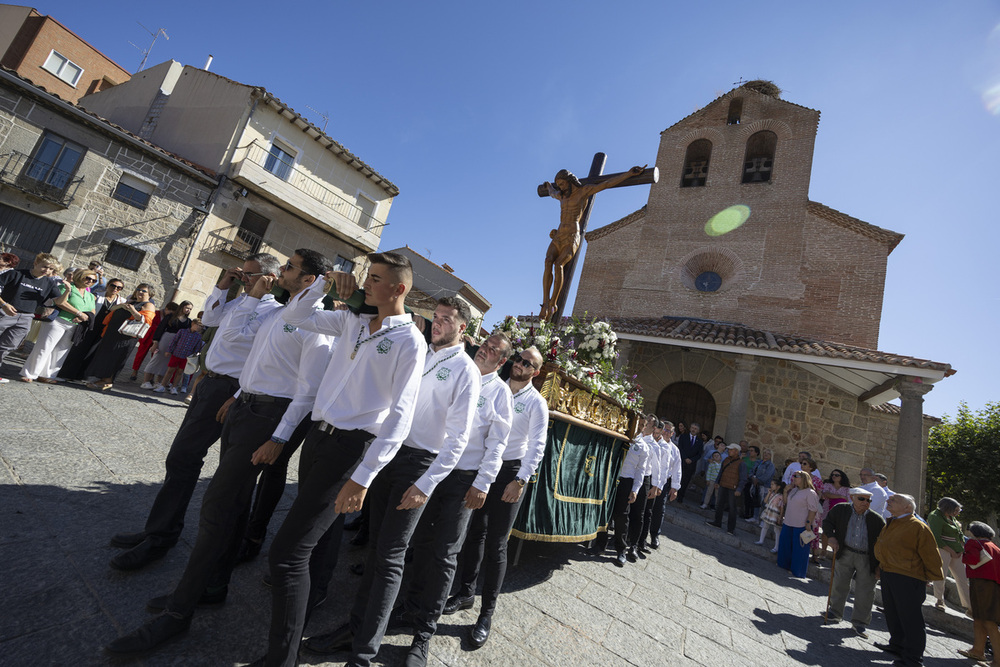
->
[[821, 487, 886, 638], [107, 250, 334, 655], [0, 252, 63, 381], [108, 253, 282, 571], [441, 344, 547, 650]]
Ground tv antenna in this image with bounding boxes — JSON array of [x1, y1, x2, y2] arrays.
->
[[306, 105, 330, 132], [130, 22, 169, 73]]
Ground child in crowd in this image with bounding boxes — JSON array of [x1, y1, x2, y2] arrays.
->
[[756, 479, 785, 552], [701, 451, 722, 509], [157, 319, 205, 395]]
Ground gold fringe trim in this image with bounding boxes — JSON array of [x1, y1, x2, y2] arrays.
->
[[510, 529, 607, 543]]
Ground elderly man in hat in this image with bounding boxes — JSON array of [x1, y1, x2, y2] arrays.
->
[[822, 487, 886, 638], [706, 443, 743, 535], [873, 493, 945, 667]]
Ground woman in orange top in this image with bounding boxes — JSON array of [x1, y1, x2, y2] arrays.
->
[[84, 284, 156, 390]]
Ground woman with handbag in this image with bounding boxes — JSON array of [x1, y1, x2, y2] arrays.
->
[[776, 470, 821, 578], [20, 268, 98, 383], [84, 284, 156, 390], [58, 278, 129, 381]]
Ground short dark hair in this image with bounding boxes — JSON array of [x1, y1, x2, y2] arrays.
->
[[367, 251, 413, 287], [749, 445, 760, 455], [489, 331, 513, 362], [294, 249, 334, 277], [249, 252, 281, 276], [436, 296, 471, 324]]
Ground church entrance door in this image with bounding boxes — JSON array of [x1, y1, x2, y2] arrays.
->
[[656, 381, 717, 437]]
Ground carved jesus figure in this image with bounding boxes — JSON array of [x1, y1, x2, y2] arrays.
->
[[540, 165, 645, 320]]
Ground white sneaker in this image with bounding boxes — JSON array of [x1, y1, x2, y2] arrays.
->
[[770, 547, 779, 553], [153, 384, 166, 393], [183, 395, 193, 405], [745, 518, 758, 524], [140, 382, 154, 389], [169, 386, 179, 395], [700, 504, 707, 509], [0, 377, 9, 384]]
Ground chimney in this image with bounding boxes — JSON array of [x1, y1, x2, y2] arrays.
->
[[204, 55, 214, 71]]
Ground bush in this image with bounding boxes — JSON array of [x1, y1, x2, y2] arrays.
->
[[927, 402, 1000, 526]]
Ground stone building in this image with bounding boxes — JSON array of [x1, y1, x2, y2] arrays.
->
[[390, 246, 491, 324], [0, 66, 216, 298], [573, 82, 952, 500], [79, 60, 398, 304], [0, 4, 130, 104]]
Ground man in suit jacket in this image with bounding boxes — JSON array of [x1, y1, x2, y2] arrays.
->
[[675, 422, 702, 504], [822, 487, 886, 638]]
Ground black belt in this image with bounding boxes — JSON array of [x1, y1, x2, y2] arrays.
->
[[239, 393, 290, 405], [316, 420, 337, 435], [843, 545, 868, 555], [206, 370, 237, 381]]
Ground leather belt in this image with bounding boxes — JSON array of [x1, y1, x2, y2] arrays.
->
[[206, 370, 237, 381], [843, 545, 867, 555], [239, 393, 289, 405], [316, 420, 337, 434]]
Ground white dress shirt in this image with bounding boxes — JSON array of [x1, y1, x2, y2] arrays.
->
[[861, 481, 891, 518], [657, 436, 683, 491], [406, 344, 480, 496], [282, 278, 426, 488], [237, 300, 335, 442], [504, 381, 549, 480], [456, 372, 513, 493], [204, 289, 280, 378], [781, 461, 822, 485], [619, 434, 651, 495], [643, 434, 660, 483]]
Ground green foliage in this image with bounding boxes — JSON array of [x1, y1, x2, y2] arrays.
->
[[926, 402, 1000, 526]]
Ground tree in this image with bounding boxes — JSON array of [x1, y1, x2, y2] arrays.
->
[[926, 402, 1000, 527]]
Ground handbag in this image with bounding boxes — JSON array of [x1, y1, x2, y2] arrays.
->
[[118, 316, 150, 339], [799, 529, 817, 546], [183, 354, 200, 375]]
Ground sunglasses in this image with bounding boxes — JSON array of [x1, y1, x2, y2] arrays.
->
[[83, 277, 97, 283], [282, 261, 302, 272], [108, 284, 124, 290], [856, 497, 872, 502], [135, 289, 149, 294], [512, 356, 538, 369]]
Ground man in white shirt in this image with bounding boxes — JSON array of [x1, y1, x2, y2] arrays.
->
[[261, 252, 426, 667], [636, 415, 661, 556], [301, 299, 483, 665], [107, 250, 335, 655], [642, 419, 681, 550], [859, 467, 891, 518], [444, 345, 548, 648], [593, 415, 653, 566], [108, 253, 281, 571], [394, 332, 513, 664], [875, 473, 895, 519], [782, 450, 822, 485]]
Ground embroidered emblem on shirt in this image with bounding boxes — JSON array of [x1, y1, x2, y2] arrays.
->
[[436, 367, 451, 381], [376, 338, 393, 354], [514, 402, 526, 414], [283, 324, 297, 333], [477, 396, 486, 408], [249, 312, 259, 322]]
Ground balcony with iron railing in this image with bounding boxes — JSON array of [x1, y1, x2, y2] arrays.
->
[[229, 141, 383, 252], [205, 224, 274, 261], [0, 151, 83, 207]]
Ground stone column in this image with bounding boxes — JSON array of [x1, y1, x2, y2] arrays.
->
[[724, 357, 756, 444], [894, 378, 933, 502]]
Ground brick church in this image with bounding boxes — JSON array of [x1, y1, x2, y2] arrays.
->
[[573, 81, 952, 500]]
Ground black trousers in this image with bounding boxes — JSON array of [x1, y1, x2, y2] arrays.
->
[[677, 459, 696, 503], [594, 477, 635, 554], [165, 394, 291, 617], [454, 459, 522, 615], [144, 374, 239, 548], [348, 445, 436, 667], [265, 425, 372, 667], [627, 476, 650, 548], [406, 468, 477, 641], [641, 477, 670, 544], [881, 570, 929, 667], [714, 486, 739, 533]]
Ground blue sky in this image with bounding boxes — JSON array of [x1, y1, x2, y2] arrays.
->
[[39, 1, 1000, 418]]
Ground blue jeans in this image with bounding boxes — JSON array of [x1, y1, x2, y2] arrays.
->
[[776, 524, 810, 577]]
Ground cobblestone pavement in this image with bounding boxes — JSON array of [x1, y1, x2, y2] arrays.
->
[[0, 361, 978, 667]]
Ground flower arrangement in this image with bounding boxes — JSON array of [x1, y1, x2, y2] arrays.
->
[[491, 315, 643, 412]]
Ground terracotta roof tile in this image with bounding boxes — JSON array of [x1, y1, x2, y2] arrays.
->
[[600, 316, 953, 374], [869, 402, 941, 423]]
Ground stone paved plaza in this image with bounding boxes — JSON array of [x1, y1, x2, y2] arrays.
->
[[0, 361, 977, 667]]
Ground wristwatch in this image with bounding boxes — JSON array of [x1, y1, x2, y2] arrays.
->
[[515, 477, 528, 487], [271, 436, 288, 445]]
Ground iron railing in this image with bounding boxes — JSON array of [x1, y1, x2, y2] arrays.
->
[[208, 225, 272, 261], [236, 141, 377, 230], [0, 151, 83, 207]]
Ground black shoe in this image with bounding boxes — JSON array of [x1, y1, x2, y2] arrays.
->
[[146, 586, 228, 612], [615, 552, 626, 567], [240, 659, 265, 667], [236, 536, 264, 564], [705, 521, 722, 528], [853, 625, 868, 639], [350, 562, 365, 576], [649, 537, 660, 549], [105, 613, 191, 654], [404, 636, 430, 667], [110, 530, 147, 549], [469, 614, 492, 649], [110, 538, 169, 571], [302, 624, 353, 655], [386, 606, 414, 634], [638, 544, 651, 554], [443, 594, 475, 615], [874, 642, 902, 656], [636, 549, 647, 560], [625, 547, 638, 563], [822, 613, 842, 625], [726, 529, 736, 535]]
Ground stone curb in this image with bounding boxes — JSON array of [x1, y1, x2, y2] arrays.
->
[[662, 501, 974, 642]]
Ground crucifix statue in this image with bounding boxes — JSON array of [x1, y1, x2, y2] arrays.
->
[[537, 153, 658, 321]]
